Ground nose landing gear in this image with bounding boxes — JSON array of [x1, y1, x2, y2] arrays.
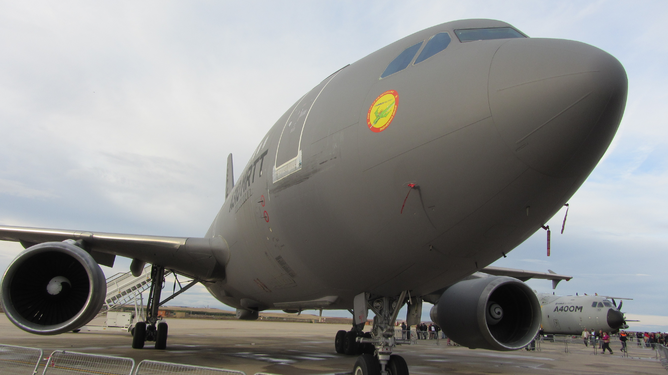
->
[[336, 292, 411, 375]]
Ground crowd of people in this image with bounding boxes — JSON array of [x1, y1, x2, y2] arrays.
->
[[582, 328, 668, 353], [399, 322, 443, 340], [395, 322, 667, 352]]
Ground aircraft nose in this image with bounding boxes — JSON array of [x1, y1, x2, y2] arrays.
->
[[607, 309, 625, 329], [489, 39, 627, 177]]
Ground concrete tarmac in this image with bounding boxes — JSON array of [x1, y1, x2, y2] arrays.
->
[[0, 315, 664, 375]]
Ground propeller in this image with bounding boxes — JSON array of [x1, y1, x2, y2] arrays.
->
[[611, 298, 623, 311], [610, 298, 628, 329]]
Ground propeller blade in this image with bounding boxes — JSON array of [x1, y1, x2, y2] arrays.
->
[[618, 300, 623, 311], [612, 298, 617, 308]]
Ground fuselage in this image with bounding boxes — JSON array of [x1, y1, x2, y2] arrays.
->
[[203, 19, 627, 312], [538, 293, 627, 334]]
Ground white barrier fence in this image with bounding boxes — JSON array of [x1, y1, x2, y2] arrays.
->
[[134, 360, 246, 375], [43, 350, 135, 375], [0, 344, 252, 375], [0, 344, 42, 375], [657, 344, 668, 370]]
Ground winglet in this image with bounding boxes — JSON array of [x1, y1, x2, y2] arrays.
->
[[548, 269, 565, 289], [226, 153, 234, 199]]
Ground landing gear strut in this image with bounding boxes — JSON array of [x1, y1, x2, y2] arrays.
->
[[130, 265, 201, 349], [336, 292, 411, 375], [132, 264, 166, 349]]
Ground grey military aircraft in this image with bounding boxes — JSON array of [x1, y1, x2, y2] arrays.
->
[[0, 19, 627, 375], [539, 293, 630, 335]]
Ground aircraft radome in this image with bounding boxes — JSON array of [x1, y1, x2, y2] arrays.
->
[[0, 19, 627, 375], [539, 293, 630, 335]]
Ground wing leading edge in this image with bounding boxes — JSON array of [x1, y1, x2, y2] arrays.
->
[[0, 225, 229, 281], [482, 266, 572, 289]]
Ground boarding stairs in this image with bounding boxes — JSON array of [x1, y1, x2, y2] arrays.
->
[[104, 266, 152, 311], [80, 266, 154, 332], [83, 265, 197, 332]]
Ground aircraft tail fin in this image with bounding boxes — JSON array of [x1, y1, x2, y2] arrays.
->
[[226, 153, 234, 199]]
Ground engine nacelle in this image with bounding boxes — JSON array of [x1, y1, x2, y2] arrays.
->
[[430, 276, 540, 350], [1, 241, 107, 335]]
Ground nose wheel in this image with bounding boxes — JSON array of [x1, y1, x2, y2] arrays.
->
[[353, 354, 379, 375], [352, 353, 408, 375]]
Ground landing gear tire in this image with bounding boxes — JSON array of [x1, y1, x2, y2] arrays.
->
[[335, 330, 346, 354], [344, 331, 359, 355], [132, 322, 146, 349], [155, 322, 168, 349], [387, 355, 409, 375], [353, 353, 380, 375]]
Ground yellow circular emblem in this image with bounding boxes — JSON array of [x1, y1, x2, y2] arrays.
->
[[367, 90, 399, 133]]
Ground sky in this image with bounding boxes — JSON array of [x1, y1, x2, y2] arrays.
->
[[0, 1, 667, 332]]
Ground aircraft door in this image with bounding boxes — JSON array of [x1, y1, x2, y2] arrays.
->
[[273, 72, 340, 182]]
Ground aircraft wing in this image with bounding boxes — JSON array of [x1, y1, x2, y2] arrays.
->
[[481, 266, 572, 289], [0, 225, 228, 281]]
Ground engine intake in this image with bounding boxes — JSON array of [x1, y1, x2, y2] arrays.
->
[[430, 276, 540, 350], [1, 241, 107, 335]]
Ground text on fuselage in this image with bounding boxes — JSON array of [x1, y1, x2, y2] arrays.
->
[[553, 305, 583, 313], [229, 149, 269, 213]]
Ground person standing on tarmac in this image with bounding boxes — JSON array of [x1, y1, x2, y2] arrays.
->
[[620, 330, 628, 352], [601, 332, 613, 354], [582, 328, 589, 347]]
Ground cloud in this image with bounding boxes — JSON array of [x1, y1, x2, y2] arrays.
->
[[0, 179, 55, 199]]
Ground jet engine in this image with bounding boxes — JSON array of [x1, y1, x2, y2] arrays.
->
[[1, 241, 107, 335], [430, 276, 541, 350]]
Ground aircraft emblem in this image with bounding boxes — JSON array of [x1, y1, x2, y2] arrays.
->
[[367, 90, 399, 132]]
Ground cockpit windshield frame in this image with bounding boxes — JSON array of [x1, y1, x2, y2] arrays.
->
[[454, 27, 527, 43], [380, 42, 423, 79], [379, 31, 453, 79]]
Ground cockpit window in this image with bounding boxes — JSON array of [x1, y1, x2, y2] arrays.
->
[[597, 302, 604, 308], [455, 27, 526, 43], [591, 302, 598, 308], [603, 302, 613, 308], [380, 42, 423, 78], [414, 33, 451, 64]]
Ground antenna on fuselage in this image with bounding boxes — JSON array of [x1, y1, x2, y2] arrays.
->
[[225, 153, 234, 200]]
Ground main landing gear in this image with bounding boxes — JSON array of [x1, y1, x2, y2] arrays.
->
[[131, 264, 199, 350], [335, 292, 411, 375], [132, 265, 166, 349]]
